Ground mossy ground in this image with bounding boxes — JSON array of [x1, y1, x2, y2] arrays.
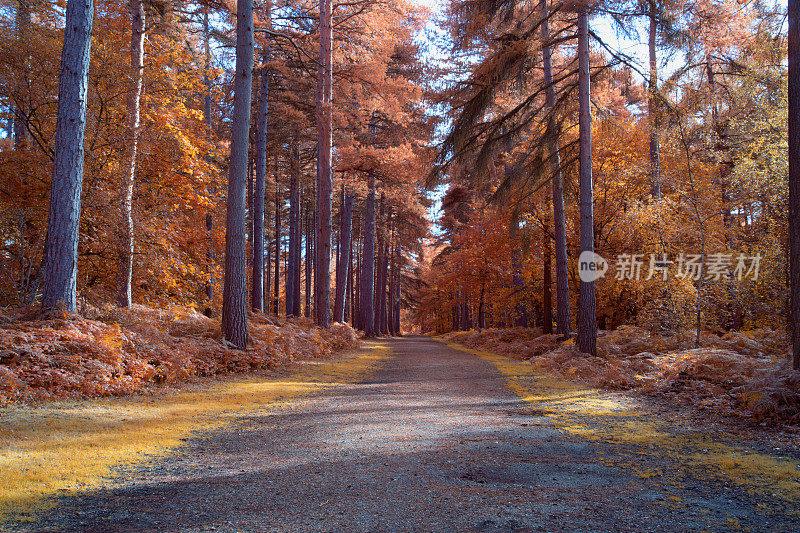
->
[[0, 342, 389, 523], [444, 340, 800, 518]]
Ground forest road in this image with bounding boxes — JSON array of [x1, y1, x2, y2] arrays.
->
[[18, 335, 800, 532]]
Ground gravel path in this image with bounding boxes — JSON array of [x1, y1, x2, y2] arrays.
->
[[15, 336, 800, 532]]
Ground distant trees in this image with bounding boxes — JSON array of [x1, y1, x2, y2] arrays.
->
[[419, 0, 791, 353]]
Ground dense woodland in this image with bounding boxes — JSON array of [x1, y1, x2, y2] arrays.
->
[[0, 0, 799, 419]]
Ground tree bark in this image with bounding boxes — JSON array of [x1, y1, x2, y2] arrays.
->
[[202, 8, 214, 311], [360, 176, 376, 336], [115, 0, 145, 308], [13, 0, 30, 150], [304, 199, 313, 317], [314, 0, 333, 327], [273, 181, 280, 315], [251, 43, 270, 312], [540, 0, 571, 339], [40, 0, 93, 314], [648, 0, 661, 198], [346, 212, 356, 323], [333, 186, 353, 322], [287, 138, 301, 316], [576, 7, 597, 356], [375, 199, 389, 335], [393, 242, 401, 335], [221, 0, 254, 349], [543, 230, 553, 334], [789, 0, 800, 369]]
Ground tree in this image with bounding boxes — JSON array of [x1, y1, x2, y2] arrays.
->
[[222, 0, 254, 349], [540, 0, 571, 339], [115, 0, 146, 308], [287, 137, 301, 316], [252, 32, 271, 312], [314, 0, 333, 327], [40, 0, 94, 314], [790, 0, 800, 370], [333, 186, 353, 322], [576, 4, 597, 356], [360, 174, 376, 336]]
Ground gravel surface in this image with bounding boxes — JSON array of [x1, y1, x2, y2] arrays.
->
[[12, 336, 800, 532]]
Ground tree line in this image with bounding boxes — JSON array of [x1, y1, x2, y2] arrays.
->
[[416, 0, 800, 369], [0, 0, 433, 347]]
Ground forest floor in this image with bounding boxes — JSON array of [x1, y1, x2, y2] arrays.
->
[[4, 336, 800, 532]]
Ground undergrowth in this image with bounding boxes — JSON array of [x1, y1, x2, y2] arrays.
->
[[442, 326, 799, 424], [0, 304, 359, 405]]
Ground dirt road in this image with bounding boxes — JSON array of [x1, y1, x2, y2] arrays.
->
[[15, 336, 800, 532]]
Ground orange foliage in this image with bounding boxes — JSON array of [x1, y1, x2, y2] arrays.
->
[[0, 305, 358, 405], [444, 326, 799, 423]]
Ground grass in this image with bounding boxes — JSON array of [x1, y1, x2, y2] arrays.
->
[[0, 341, 389, 523], [442, 340, 800, 515]]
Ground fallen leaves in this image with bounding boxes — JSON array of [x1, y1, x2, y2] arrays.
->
[[0, 305, 359, 405]]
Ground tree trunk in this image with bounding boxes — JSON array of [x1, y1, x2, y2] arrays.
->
[[576, 7, 597, 356], [393, 243, 401, 335], [40, 0, 93, 315], [648, 0, 661, 198], [789, 0, 800, 369], [353, 228, 361, 327], [115, 0, 145, 308], [540, 0, 571, 339], [221, 0, 253, 348], [202, 8, 214, 310], [360, 176, 376, 337], [375, 200, 389, 335], [543, 231, 553, 334], [510, 218, 527, 327], [333, 186, 353, 322], [13, 0, 30, 150], [304, 200, 313, 317], [346, 212, 356, 323], [287, 138, 301, 316], [251, 45, 270, 312], [273, 182, 281, 315], [314, 0, 333, 328]]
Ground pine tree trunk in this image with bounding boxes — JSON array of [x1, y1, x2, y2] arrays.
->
[[789, 0, 800, 370], [648, 0, 661, 198], [333, 187, 353, 322], [393, 243, 401, 335], [314, 0, 333, 328], [360, 176, 376, 337], [374, 197, 387, 334], [221, 0, 253, 349], [577, 7, 597, 356], [251, 45, 270, 312], [40, 0, 93, 315], [115, 0, 145, 308], [540, 0, 571, 339], [287, 139, 301, 316], [346, 212, 356, 323], [543, 229, 553, 334], [355, 229, 362, 327], [202, 8, 214, 310], [273, 182, 280, 315], [304, 200, 313, 317], [247, 157, 254, 262], [510, 219, 527, 327], [13, 0, 30, 150], [478, 282, 486, 330]]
